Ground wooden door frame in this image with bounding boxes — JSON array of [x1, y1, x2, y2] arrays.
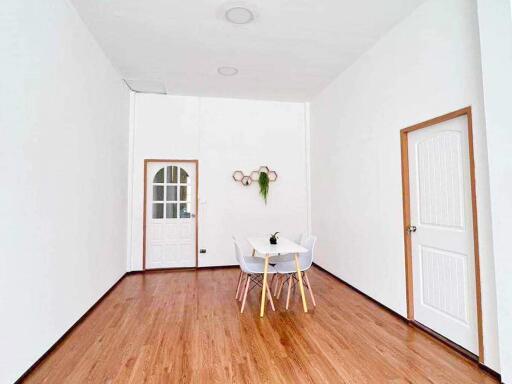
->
[[143, 159, 199, 270], [400, 106, 484, 363]]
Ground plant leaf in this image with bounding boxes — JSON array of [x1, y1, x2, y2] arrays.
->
[[258, 172, 270, 204]]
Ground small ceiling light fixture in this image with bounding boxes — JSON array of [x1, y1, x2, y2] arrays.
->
[[217, 66, 239, 76], [225, 6, 254, 24]]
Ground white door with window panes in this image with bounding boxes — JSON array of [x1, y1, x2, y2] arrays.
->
[[146, 161, 196, 269]]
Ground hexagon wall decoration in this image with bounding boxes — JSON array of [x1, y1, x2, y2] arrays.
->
[[241, 175, 252, 186], [250, 171, 260, 182], [258, 166, 270, 174], [232, 170, 244, 182], [233, 166, 278, 187]]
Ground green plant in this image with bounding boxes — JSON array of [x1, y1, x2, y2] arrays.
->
[[258, 171, 270, 204]]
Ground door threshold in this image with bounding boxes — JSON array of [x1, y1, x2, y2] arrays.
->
[[410, 320, 478, 362]]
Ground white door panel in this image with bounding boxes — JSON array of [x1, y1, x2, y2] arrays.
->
[[146, 161, 196, 269], [408, 115, 478, 353]]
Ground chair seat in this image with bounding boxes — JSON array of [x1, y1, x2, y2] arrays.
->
[[243, 259, 277, 274], [275, 261, 308, 274], [245, 256, 264, 264], [268, 253, 294, 263]]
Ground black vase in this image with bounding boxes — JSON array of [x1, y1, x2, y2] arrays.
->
[[269, 238, 277, 245]]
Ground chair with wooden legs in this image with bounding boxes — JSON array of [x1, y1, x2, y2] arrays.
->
[[274, 235, 317, 310], [269, 233, 306, 294], [233, 237, 263, 298], [233, 237, 277, 313]]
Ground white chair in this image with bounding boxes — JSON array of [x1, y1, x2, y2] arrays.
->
[[274, 235, 317, 310], [269, 233, 306, 293], [233, 237, 277, 313], [268, 233, 306, 264]]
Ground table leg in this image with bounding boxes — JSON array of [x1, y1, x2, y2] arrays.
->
[[260, 255, 269, 317], [294, 253, 308, 313], [251, 249, 255, 257]]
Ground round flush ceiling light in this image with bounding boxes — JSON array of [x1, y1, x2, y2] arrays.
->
[[217, 66, 239, 76], [225, 6, 254, 24]]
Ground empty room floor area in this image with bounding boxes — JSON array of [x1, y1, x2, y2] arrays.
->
[[22, 267, 498, 384]]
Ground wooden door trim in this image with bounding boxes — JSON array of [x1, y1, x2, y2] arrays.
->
[[399, 106, 484, 363], [143, 159, 199, 270]]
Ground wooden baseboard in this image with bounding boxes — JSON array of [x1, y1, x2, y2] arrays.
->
[[410, 320, 478, 359], [312, 263, 407, 322], [409, 321, 500, 381], [311, 263, 501, 382], [199, 264, 238, 270], [139, 265, 239, 273], [16, 265, 240, 381], [478, 363, 502, 382], [15, 273, 128, 383], [17, 264, 501, 383]]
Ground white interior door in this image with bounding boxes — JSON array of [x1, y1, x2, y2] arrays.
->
[[408, 115, 478, 354], [146, 161, 196, 269]]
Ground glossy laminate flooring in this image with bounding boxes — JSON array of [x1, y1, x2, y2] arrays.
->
[[23, 267, 498, 383]]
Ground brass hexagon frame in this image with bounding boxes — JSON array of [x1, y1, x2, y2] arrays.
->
[[241, 176, 252, 186], [268, 171, 278, 182], [250, 171, 260, 181], [258, 166, 270, 174], [232, 170, 244, 182], [233, 166, 277, 186]]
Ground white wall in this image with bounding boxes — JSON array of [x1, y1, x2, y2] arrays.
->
[[0, 1, 129, 382], [476, 0, 512, 381], [309, 0, 500, 371], [128, 94, 309, 269]]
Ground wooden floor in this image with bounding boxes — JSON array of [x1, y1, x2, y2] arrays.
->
[[23, 267, 498, 383]]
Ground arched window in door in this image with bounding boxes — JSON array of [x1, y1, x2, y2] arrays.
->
[[152, 166, 192, 219]]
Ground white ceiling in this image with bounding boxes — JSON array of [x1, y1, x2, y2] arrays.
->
[[71, 0, 425, 101]]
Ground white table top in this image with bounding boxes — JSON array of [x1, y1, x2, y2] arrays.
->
[[247, 236, 307, 257]]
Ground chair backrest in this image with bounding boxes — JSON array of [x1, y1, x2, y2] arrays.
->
[[232, 237, 249, 272], [298, 233, 306, 246], [299, 235, 317, 270]]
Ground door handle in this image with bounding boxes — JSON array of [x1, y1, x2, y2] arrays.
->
[[407, 225, 417, 233]]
